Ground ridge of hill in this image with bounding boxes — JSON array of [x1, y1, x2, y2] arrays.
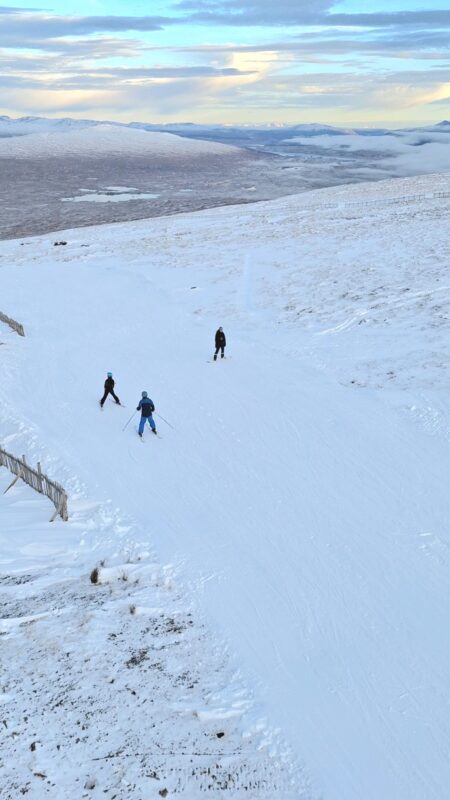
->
[[0, 123, 241, 158]]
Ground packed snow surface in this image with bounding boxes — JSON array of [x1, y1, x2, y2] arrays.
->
[[0, 124, 240, 159], [1, 172, 450, 799]]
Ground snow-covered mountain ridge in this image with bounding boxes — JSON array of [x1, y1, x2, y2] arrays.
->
[[2, 113, 450, 138], [0, 124, 240, 159], [1, 172, 450, 799]]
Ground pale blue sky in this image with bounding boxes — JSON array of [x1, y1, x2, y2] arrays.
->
[[1, 0, 450, 126]]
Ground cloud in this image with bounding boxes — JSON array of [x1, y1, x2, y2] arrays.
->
[[1, 65, 446, 123], [2, 3, 450, 56], [326, 10, 450, 28], [0, 9, 172, 47], [173, 1, 450, 29], [195, 72, 432, 117], [2, 2, 450, 47], [2, 2, 450, 124], [169, 29, 450, 65], [0, 5, 45, 11], [0, 64, 253, 92], [174, 0, 333, 25], [0, 74, 244, 117], [0, 36, 256, 114], [93, 65, 254, 78], [1, 37, 149, 59]]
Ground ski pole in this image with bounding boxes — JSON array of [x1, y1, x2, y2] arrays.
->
[[122, 410, 137, 432], [155, 412, 175, 430]]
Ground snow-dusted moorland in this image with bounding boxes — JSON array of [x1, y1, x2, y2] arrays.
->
[[0, 124, 241, 159], [1, 172, 450, 799]]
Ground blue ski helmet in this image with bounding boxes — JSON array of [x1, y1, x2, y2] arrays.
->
[[142, 391, 148, 398], [107, 372, 113, 377]]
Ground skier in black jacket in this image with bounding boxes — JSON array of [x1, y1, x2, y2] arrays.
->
[[214, 327, 226, 360], [100, 372, 121, 407]]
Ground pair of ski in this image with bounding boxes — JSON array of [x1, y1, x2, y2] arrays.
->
[[136, 428, 162, 441]]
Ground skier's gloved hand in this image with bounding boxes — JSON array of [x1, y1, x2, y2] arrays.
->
[[136, 406, 140, 411]]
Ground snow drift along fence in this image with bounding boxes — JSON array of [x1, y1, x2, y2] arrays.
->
[[0, 311, 25, 336], [0, 447, 68, 521]]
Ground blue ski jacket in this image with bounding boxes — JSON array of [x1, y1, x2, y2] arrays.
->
[[137, 397, 155, 417]]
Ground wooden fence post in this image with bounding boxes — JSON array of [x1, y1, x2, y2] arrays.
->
[[3, 470, 22, 494], [49, 498, 64, 523], [37, 462, 44, 493]]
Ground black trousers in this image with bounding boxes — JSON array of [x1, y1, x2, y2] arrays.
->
[[214, 346, 225, 359], [100, 388, 120, 406]]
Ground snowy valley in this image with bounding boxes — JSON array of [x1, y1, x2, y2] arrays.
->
[[2, 118, 450, 241], [1, 171, 450, 799]]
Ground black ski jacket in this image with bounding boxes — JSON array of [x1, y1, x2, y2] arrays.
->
[[215, 329, 226, 348], [104, 377, 115, 391]]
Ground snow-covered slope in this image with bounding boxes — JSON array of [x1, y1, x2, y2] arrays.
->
[[0, 469, 300, 799], [1, 173, 450, 799], [0, 124, 241, 159]]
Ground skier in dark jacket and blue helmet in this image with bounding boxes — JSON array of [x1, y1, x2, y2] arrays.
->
[[137, 392, 157, 437], [100, 372, 121, 407], [214, 327, 226, 361]]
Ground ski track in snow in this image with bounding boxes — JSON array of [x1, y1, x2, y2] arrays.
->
[[1, 172, 450, 799]]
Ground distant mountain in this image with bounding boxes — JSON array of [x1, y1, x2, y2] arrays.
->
[[0, 123, 241, 158], [410, 120, 450, 134], [2, 115, 450, 140], [0, 116, 449, 174], [0, 115, 380, 143], [0, 115, 101, 138]]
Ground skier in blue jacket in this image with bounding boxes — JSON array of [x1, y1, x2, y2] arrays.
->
[[137, 391, 157, 437]]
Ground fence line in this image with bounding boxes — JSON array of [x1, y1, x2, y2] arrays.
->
[[0, 447, 68, 521], [335, 189, 450, 211], [300, 188, 450, 216], [0, 311, 25, 337]]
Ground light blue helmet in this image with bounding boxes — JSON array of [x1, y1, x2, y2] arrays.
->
[[107, 372, 113, 377], [142, 391, 148, 398]]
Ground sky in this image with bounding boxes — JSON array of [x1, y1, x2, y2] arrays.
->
[[1, 0, 450, 127]]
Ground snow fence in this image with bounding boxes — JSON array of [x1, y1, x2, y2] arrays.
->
[[0, 448, 68, 521], [0, 311, 25, 336]]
